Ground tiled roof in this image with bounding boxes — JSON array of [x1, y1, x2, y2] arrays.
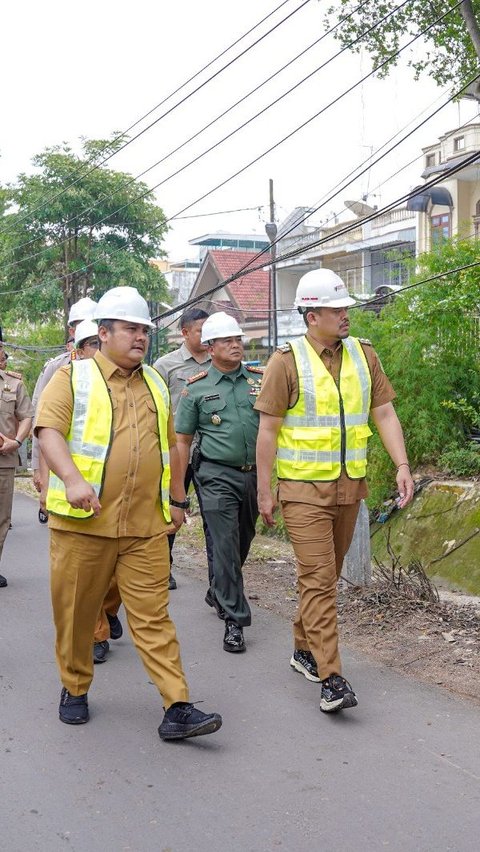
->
[[209, 250, 270, 318]]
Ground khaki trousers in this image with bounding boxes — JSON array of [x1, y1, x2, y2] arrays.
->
[[280, 500, 360, 681], [93, 577, 122, 643], [0, 468, 15, 562], [50, 529, 189, 707]]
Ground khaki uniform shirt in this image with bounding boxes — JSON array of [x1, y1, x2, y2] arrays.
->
[[35, 351, 175, 538], [253, 334, 395, 506], [153, 343, 211, 414], [0, 370, 34, 469], [175, 363, 262, 468]]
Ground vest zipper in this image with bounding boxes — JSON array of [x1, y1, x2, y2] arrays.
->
[[338, 387, 346, 466]]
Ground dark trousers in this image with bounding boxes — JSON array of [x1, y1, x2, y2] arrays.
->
[[167, 463, 214, 584], [195, 461, 258, 627]]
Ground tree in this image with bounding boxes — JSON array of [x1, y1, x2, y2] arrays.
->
[[349, 234, 480, 506], [0, 136, 170, 328], [324, 0, 480, 89]]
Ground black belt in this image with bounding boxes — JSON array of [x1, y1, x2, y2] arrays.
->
[[201, 457, 256, 472]]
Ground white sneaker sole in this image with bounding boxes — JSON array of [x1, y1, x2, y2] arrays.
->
[[290, 655, 321, 683], [320, 692, 358, 713]]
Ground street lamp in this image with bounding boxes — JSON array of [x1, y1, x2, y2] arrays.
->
[[265, 221, 278, 353]]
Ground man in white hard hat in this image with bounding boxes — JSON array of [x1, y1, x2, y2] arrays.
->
[[175, 311, 263, 653], [72, 319, 124, 664], [254, 269, 414, 713], [32, 296, 98, 523], [153, 308, 215, 598], [35, 286, 222, 740]]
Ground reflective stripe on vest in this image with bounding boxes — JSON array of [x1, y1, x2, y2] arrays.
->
[[276, 336, 372, 481], [47, 360, 172, 522]]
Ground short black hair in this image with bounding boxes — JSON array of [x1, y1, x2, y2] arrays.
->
[[179, 308, 209, 330]]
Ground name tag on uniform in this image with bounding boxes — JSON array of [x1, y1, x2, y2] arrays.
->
[[204, 394, 221, 402]]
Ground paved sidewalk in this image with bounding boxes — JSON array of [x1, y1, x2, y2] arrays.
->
[[1, 493, 479, 852]]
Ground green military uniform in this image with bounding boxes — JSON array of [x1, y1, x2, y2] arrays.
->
[[175, 362, 263, 627]]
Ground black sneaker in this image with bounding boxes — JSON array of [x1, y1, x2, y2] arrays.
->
[[93, 640, 110, 664], [0, 574, 7, 588], [59, 688, 89, 724], [205, 588, 226, 620], [106, 613, 123, 640], [320, 674, 358, 713], [168, 572, 177, 590], [223, 620, 245, 653], [290, 649, 320, 683], [158, 702, 222, 741]]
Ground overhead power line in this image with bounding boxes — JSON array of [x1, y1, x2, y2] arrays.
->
[[0, 0, 467, 296], [1, 0, 374, 267], [0, 0, 310, 237]]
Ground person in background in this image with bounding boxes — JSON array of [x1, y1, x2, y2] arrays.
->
[[175, 311, 263, 654], [32, 297, 98, 524], [153, 308, 215, 601], [254, 269, 414, 713], [36, 287, 222, 741], [0, 350, 34, 587], [73, 319, 123, 665]]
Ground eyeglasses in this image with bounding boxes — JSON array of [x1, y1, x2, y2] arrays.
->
[[82, 338, 99, 349]]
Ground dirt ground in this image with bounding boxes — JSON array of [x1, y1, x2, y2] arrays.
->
[[16, 477, 480, 705], [173, 511, 480, 706]]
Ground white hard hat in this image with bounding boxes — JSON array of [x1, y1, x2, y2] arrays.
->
[[294, 269, 356, 309], [93, 286, 155, 328], [74, 319, 98, 347], [68, 296, 98, 324], [200, 311, 244, 343]]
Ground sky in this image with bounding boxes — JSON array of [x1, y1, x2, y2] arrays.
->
[[1, 0, 479, 261]]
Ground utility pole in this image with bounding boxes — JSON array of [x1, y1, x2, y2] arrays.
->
[[265, 179, 278, 354]]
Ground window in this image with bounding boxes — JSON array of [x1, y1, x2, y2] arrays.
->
[[426, 153, 436, 168], [431, 213, 450, 246], [454, 136, 465, 152]]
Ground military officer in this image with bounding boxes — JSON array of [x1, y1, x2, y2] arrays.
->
[[153, 307, 213, 594], [255, 269, 414, 714], [0, 357, 34, 587], [175, 311, 263, 653]]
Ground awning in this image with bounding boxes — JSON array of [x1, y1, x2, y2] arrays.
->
[[406, 186, 453, 212]]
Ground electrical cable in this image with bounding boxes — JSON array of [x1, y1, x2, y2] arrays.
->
[[0, 0, 310, 236], [0, 0, 394, 270], [0, 2, 469, 299]]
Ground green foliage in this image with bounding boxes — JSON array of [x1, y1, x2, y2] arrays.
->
[[324, 1, 480, 88], [4, 322, 65, 396], [0, 136, 170, 326], [349, 235, 480, 507], [438, 443, 480, 476]]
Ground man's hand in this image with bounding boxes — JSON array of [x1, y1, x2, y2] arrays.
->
[[170, 505, 186, 531], [258, 490, 278, 528], [395, 466, 415, 509], [0, 434, 19, 456], [65, 478, 101, 517], [32, 468, 43, 494]]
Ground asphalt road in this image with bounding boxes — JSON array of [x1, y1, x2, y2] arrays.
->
[[1, 493, 479, 852]]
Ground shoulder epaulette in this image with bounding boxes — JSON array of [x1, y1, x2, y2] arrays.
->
[[358, 338, 372, 346], [277, 342, 291, 353], [187, 370, 209, 384], [5, 369, 23, 380], [246, 364, 264, 374]]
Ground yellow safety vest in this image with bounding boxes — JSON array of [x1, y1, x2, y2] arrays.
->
[[277, 336, 372, 481], [47, 360, 172, 522]]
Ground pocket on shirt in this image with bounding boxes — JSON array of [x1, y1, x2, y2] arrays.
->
[[200, 398, 227, 416], [0, 391, 16, 412], [145, 398, 159, 435]]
